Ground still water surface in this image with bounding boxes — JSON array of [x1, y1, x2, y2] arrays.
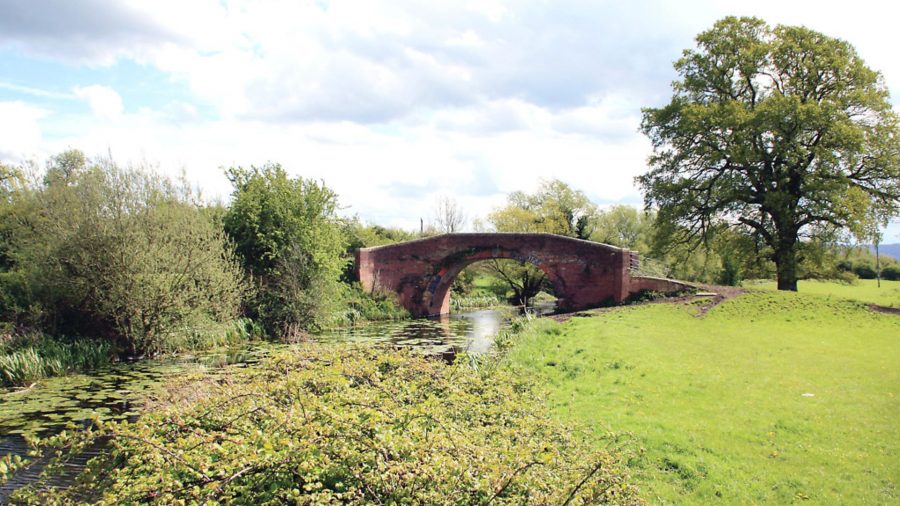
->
[[0, 307, 536, 497]]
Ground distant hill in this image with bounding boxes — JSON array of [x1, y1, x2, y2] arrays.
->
[[871, 243, 900, 260]]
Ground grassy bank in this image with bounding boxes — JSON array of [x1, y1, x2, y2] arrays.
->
[[749, 278, 900, 308], [506, 291, 899, 504]]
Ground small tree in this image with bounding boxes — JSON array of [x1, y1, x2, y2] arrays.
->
[[846, 187, 891, 287], [639, 17, 900, 291], [5, 152, 245, 353], [223, 164, 346, 335], [432, 196, 466, 233]]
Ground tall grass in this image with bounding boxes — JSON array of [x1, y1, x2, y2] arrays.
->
[[449, 294, 505, 311], [145, 317, 265, 356], [0, 336, 115, 387]]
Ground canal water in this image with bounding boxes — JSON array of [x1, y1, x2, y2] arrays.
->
[[0, 306, 542, 499]]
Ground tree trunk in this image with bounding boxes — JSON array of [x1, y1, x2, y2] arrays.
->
[[774, 242, 799, 291], [875, 240, 881, 288]]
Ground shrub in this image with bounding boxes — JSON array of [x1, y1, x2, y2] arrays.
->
[[881, 265, 900, 281], [718, 255, 743, 286], [223, 165, 347, 336], [4, 154, 246, 355], [332, 284, 409, 326], [11, 345, 642, 505], [853, 263, 878, 279], [450, 293, 504, 311]]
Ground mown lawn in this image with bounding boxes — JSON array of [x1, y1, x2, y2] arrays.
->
[[750, 278, 900, 308], [506, 291, 899, 504]]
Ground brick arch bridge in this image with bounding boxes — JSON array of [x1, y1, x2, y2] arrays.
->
[[356, 233, 691, 317]]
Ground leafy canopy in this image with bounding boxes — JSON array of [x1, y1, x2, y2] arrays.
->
[[638, 16, 900, 290], [1, 151, 245, 354], [223, 164, 347, 335]]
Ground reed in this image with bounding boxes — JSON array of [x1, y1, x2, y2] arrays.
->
[[0, 336, 115, 387]]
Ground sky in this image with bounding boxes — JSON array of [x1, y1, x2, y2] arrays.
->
[[1, 0, 898, 239]]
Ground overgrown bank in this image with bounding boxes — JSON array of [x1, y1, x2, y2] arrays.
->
[[504, 290, 900, 504], [0, 155, 408, 387], [4, 344, 642, 505]]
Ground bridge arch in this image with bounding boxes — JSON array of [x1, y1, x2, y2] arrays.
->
[[356, 233, 692, 317], [422, 247, 564, 316]]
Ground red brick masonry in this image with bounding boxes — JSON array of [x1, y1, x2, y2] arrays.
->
[[356, 233, 692, 317]]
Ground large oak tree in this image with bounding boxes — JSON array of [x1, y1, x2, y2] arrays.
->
[[638, 17, 899, 290]]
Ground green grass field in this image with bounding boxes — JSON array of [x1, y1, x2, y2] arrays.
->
[[749, 278, 900, 308], [506, 291, 899, 504]]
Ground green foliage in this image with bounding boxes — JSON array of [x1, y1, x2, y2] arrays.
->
[[329, 284, 409, 326], [224, 164, 345, 278], [480, 259, 548, 306], [12, 345, 642, 505], [834, 244, 900, 281], [224, 164, 347, 337], [591, 205, 654, 252], [2, 152, 245, 355], [882, 264, 900, 281], [0, 333, 115, 387], [449, 293, 504, 311], [717, 255, 742, 286], [639, 16, 900, 292], [341, 218, 417, 250], [486, 178, 598, 239], [507, 291, 900, 503]]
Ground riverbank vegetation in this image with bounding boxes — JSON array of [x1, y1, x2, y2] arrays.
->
[[505, 289, 900, 504], [7, 344, 642, 505], [0, 155, 409, 386], [3, 147, 895, 388], [0, 334, 114, 388]]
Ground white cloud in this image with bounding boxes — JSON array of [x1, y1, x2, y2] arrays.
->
[[73, 85, 124, 120], [2, 0, 898, 236], [0, 101, 47, 162]]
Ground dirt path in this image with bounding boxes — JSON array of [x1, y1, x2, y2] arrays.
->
[[867, 304, 900, 316], [549, 283, 746, 323]]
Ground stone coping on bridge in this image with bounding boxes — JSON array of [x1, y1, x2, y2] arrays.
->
[[357, 232, 630, 253]]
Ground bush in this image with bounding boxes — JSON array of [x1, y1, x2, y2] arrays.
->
[[881, 265, 900, 281], [718, 255, 743, 286], [332, 284, 409, 326], [853, 263, 878, 279], [4, 153, 246, 355], [223, 165, 347, 336], [11, 346, 642, 505], [450, 293, 504, 311]]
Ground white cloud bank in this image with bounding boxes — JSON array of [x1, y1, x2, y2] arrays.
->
[[0, 0, 897, 234], [74, 85, 124, 120]]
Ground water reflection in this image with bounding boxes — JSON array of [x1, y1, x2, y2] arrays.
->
[[0, 307, 530, 438], [317, 306, 519, 357]]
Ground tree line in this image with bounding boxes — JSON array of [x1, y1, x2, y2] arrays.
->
[[0, 155, 408, 359]]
